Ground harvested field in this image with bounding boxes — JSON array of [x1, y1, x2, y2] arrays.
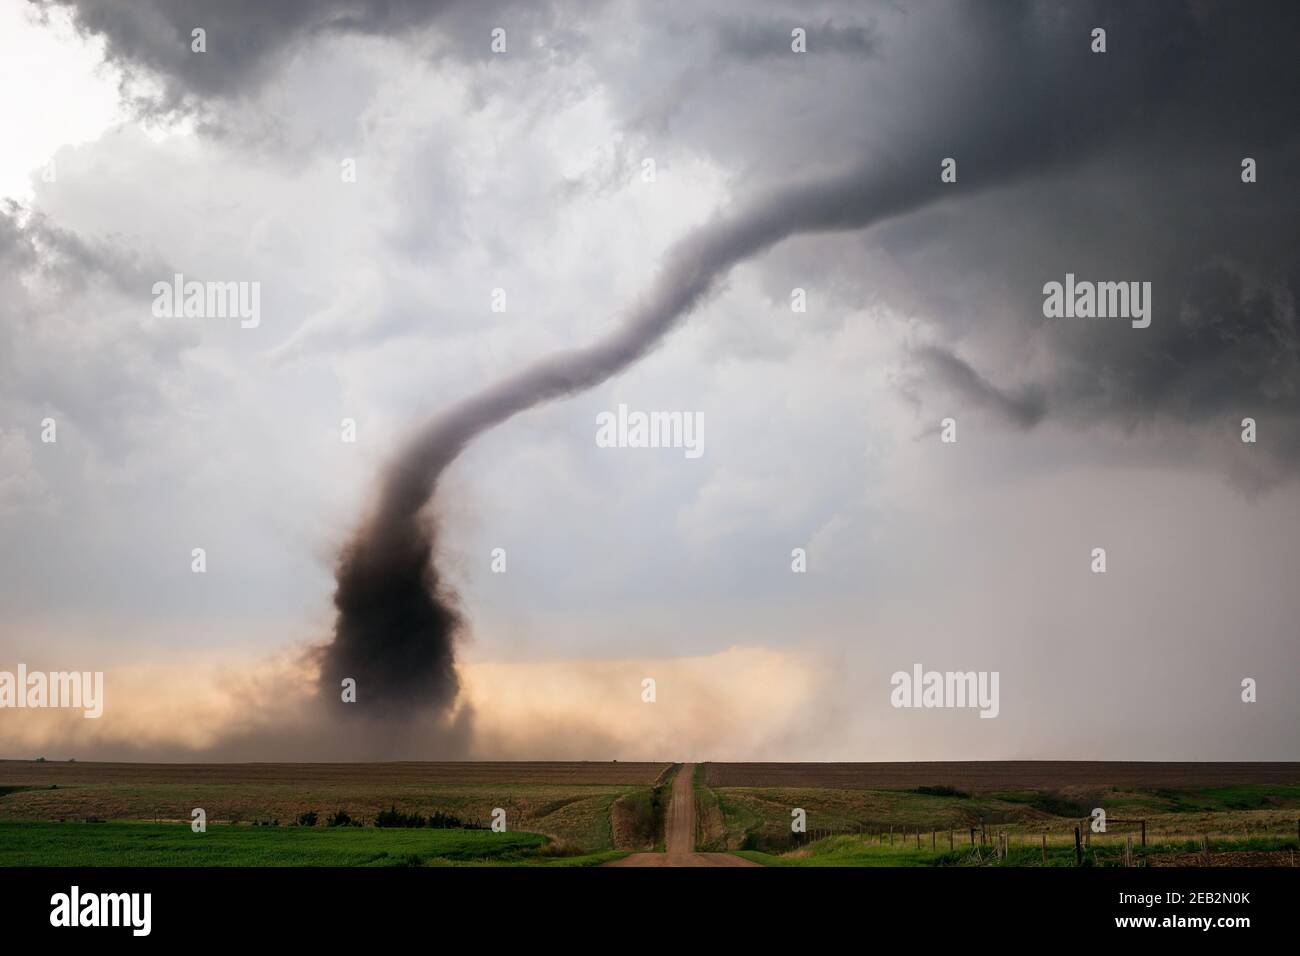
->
[[0, 760, 669, 852], [6, 760, 1299, 867], [1147, 850, 1298, 867], [704, 762, 1300, 791], [0, 760, 668, 788], [697, 763, 1300, 865]]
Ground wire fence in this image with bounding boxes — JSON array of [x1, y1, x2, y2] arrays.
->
[[775, 816, 1300, 866]]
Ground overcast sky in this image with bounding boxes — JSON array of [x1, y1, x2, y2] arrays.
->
[[1, 0, 1297, 762]]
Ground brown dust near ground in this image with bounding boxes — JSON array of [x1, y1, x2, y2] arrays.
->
[[605, 764, 760, 867]]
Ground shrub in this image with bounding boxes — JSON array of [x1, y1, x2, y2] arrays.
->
[[915, 785, 970, 799], [326, 809, 355, 827], [375, 806, 427, 828], [428, 810, 479, 829], [614, 790, 659, 847], [1028, 792, 1088, 817], [297, 811, 319, 827], [533, 838, 583, 858]]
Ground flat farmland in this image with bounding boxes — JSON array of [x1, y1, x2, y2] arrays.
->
[[696, 762, 1300, 865], [703, 762, 1300, 791], [0, 820, 630, 867], [1, 760, 669, 788], [0, 760, 671, 854], [6, 760, 1299, 867]]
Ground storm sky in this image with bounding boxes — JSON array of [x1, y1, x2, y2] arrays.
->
[[1, 0, 1297, 761]]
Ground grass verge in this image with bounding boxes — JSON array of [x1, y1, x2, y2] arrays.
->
[[0, 820, 626, 867]]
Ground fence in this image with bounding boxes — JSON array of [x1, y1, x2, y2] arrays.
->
[[779, 816, 1300, 866]]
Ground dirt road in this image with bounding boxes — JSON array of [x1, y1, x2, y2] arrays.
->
[[605, 763, 760, 867]]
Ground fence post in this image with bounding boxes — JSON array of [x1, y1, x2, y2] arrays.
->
[[932, 830, 936, 852], [980, 819, 986, 848], [1074, 826, 1082, 866], [1125, 834, 1133, 868], [1041, 831, 1047, 863], [1140, 820, 1146, 848], [949, 830, 954, 851]]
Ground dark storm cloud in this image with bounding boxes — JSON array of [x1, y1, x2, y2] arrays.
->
[[0, 203, 186, 459], [913, 345, 1046, 429], [1045, 266, 1299, 433], [908, 1, 1299, 467], [715, 18, 879, 59], [29, 0, 1300, 728], [35, 0, 580, 114], [321, 0, 1295, 718], [748, 0, 1300, 478], [0, 201, 160, 295]]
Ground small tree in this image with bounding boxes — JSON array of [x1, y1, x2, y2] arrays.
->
[[375, 805, 426, 828], [326, 809, 354, 828]]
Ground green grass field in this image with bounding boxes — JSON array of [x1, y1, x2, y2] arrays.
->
[[736, 832, 1299, 868], [6, 761, 1298, 867], [0, 761, 673, 854], [0, 821, 626, 867], [700, 774, 1300, 865]]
